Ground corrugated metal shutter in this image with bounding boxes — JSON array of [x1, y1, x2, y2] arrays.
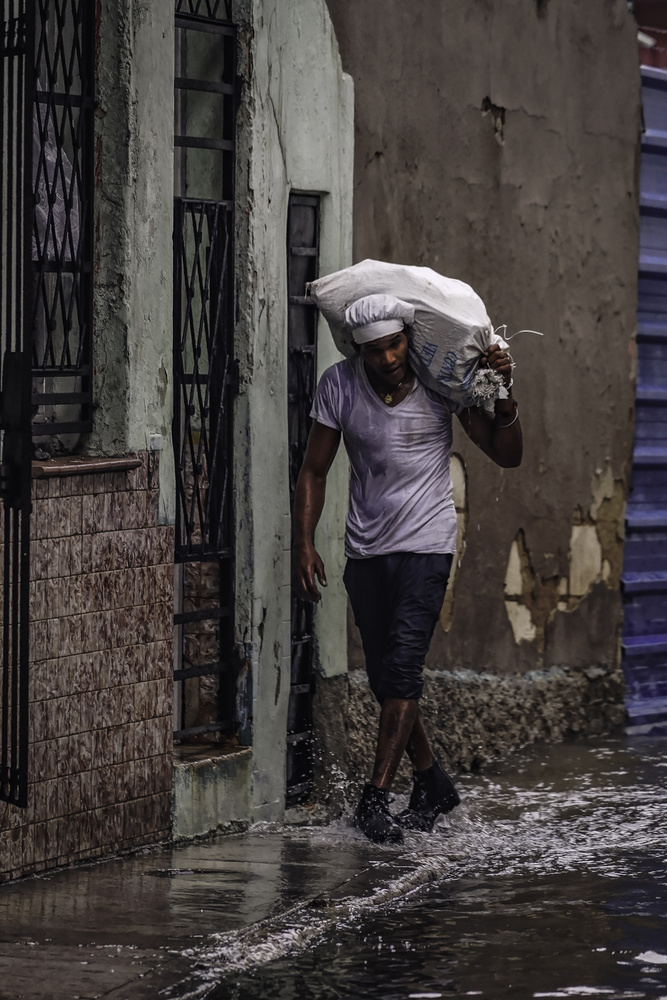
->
[[622, 65, 667, 732]]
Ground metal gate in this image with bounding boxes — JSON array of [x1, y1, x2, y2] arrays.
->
[[0, 1, 34, 806], [1, 0, 94, 804], [172, 0, 238, 742], [286, 193, 320, 805], [622, 64, 667, 732]]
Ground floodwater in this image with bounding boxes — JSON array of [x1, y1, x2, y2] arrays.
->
[[186, 735, 667, 1000]]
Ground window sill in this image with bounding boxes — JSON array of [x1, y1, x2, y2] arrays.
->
[[32, 456, 143, 479]]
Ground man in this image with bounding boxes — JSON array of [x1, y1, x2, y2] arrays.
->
[[293, 293, 522, 844]]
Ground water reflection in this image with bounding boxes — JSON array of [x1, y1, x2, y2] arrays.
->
[[207, 735, 667, 999]]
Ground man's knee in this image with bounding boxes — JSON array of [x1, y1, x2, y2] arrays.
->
[[370, 661, 424, 702]]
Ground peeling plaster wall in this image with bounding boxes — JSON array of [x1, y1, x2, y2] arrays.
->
[[326, 0, 640, 684], [232, 0, 353, 821], [92, 0, 175, 523], [503, 462, 626, 653]]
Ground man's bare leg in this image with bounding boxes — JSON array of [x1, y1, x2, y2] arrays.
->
[[405, 711, 436, 772], [353, 697, 416, 843], [396, 711, 461, 832], [371, 697, 418, 789]]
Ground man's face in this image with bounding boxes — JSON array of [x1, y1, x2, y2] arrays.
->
[[360, 330, 409, 386]]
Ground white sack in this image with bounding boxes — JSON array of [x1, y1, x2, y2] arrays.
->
[[308, 259, 509, 410]]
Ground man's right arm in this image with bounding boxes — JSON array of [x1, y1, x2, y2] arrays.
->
[[293, 421, 342, 602]]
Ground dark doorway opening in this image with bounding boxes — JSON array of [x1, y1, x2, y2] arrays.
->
[[286, 193, 320, 805]]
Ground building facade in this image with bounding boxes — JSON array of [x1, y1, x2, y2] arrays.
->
[[0, 0, 352, 880], [0, 0, 645, 882]]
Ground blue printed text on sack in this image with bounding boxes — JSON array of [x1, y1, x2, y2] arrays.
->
[[420, 341, 438, 366], [460, 355, 479, 391], [437, 350, 458, 385]]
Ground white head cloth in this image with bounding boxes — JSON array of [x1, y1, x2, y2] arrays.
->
[[345, 293, 415, 345]]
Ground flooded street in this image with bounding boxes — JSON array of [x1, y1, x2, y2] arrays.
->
[[196, 735, 667, 1000], [1, 732, 665, 1000]]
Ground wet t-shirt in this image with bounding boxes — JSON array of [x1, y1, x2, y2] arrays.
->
[[310, 354, 460, 559]]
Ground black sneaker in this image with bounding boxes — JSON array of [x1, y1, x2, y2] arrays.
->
[[353, 784, 404, 844], [395, 758, 460, 832]]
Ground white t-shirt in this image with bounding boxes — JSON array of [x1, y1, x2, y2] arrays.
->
[[310, 354, 461, 558]]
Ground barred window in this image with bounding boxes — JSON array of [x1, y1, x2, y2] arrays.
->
[[31, 0, 94, 448], [172, 0, 238, 745]]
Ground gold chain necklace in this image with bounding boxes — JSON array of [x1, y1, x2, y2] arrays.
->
[[365, 363, 412, 405], [381, 376, 408, 405]]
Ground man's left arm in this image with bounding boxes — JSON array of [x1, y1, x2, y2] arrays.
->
[[457, 344, 522, 468]]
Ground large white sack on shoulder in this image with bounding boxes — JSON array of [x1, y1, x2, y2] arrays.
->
[[308, 259, 509, 409]]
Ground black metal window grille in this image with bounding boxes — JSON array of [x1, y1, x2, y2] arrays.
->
[[173, 200, 234, 562], [173, 3, 237, 743], [174, 6, 235, 206], [0, 0, 35, 807], [286, 193, 320, 806], [30, 0, 94, 440]]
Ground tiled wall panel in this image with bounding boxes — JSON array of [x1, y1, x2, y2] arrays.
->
[[0, 453, 174, 880]]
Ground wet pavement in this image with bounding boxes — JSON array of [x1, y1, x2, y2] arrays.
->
[[0, 828, 406, 999], [1, 733, 666, 999]]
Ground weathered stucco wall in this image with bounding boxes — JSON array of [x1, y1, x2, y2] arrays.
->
[[232, 0, 353, 820], [305, 0, 643, 786], [324, 0, 640, 680], [92, 0, 175, 524]]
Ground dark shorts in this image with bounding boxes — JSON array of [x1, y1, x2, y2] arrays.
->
[[343, 552, 452, 704]]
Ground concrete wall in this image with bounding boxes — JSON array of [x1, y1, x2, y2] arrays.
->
[[315, 0, 641, 780], [92, 0, 175, 524], [172, 748, 252, 840], [232, 0, 353, 820]]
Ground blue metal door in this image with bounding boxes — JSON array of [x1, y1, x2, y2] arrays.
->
[[622, 65, 667, 732]]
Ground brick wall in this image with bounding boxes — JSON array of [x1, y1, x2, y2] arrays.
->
[[0, 452, 174, 880]]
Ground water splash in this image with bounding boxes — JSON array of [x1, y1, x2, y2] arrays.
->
[[166, 736, 667, 999]]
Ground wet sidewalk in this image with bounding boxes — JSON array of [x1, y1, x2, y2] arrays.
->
[[0, 812, 429, 1000]]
